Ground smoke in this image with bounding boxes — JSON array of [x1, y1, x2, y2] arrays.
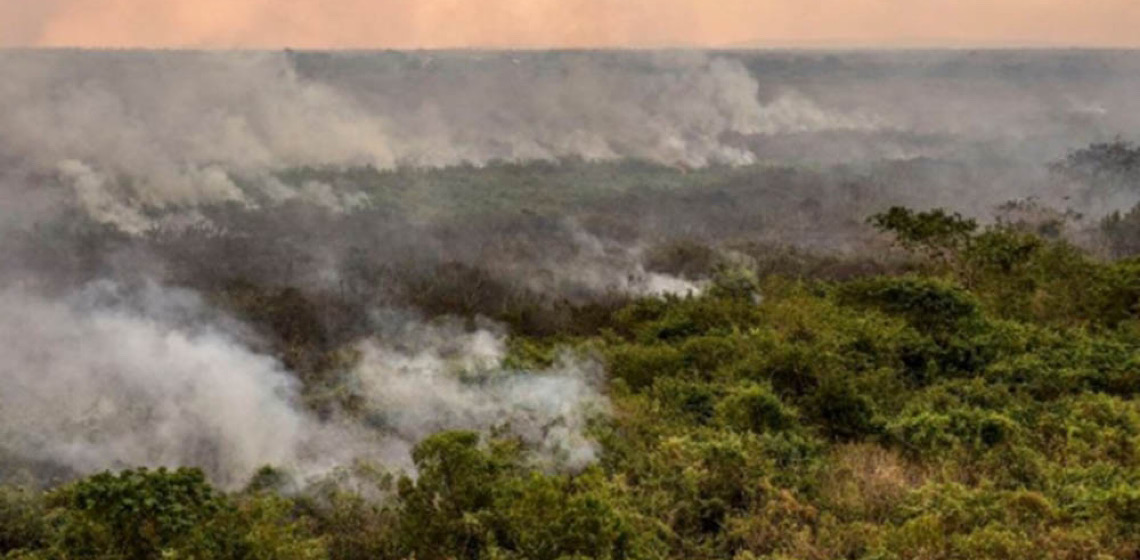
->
[[4, 49, 1140, 489], [0, 282, 608, 487], [0, 283, 334, 487], [511, 222, 706, 299], [0, 50, 394, 227], [0, 50, 887, 231], [6, 49, 1140, 238], [3, 50, 1137, 236], [351, 317, 608, 470]]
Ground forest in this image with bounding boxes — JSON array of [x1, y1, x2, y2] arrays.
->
[[3, 50, 1140, 559], [5, 152, 1140, 557]]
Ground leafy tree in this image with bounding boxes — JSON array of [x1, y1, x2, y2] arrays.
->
[[30, 468, 324, 560], [48, 467, 223, 560], [0, 486, 46, 555], [869, 206, 977, 266], [716, 383, 798, 435], [397, 432, 513, 560]]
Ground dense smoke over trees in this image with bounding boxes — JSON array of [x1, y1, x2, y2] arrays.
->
[[4, 49, 1140, 559]]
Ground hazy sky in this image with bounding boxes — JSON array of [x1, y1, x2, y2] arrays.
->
[[3, 0, 1139, 49]]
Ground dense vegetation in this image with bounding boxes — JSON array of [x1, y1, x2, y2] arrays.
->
[[5, 201, 1140, 559]]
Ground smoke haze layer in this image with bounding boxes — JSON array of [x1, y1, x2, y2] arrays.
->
[[3, 49, 1140, 486], [4, 50, 1140, 231], [0, 283, 608, 487]]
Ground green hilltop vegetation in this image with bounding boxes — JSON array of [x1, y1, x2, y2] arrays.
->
[[6, 203, 1140, 559]]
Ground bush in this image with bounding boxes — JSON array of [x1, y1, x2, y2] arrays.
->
[[48, 467, 224, 560], [838, 276, 981, 336], [809, 380, 882, 442], [0, 486, 46, 554], [31, 467, 325, 560], [605, 343, 687, 390], [869, 206, 977, 264], [717, 383, 799, 434]]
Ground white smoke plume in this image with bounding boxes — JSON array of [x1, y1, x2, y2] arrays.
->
[[0, 50, 879, 230], [509, 221, 706, 299], [351, 318, 608, 470], [0, 284, 336, 487], [4, 50, 1140, 235], [0, 282, 608, 487], [5, 49, 1140, 490]]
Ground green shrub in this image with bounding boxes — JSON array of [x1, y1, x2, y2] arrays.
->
[[605, 343, 687, 391], [48, 467, 224, 560], [653, 378, 721, 426], [838, 276, 981, 336], [717, 383, 799, 434], [869, 206, 977, 264], [33, 467, 325, 560], [808, 380, 882, 442], [0, 486, 46, 554]]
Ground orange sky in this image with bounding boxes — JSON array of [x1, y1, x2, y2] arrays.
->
[[3, 0, 1140, 49]]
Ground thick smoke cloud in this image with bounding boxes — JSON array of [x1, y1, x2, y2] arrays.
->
[[0, 50, 879, 230], [4, 50, 1140, 488], [352, 317, 608, 470], [0, 283, 608, 487], [4, 50, 1140, 234], [0, 51, 393, 229], [0, 284, 333, 487]]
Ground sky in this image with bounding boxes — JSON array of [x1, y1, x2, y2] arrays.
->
[[2, 0, 1139, 49]]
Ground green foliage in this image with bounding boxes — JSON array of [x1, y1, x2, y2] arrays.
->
[[570, 205, 1140, 557], [839, 275, 981, 335], [396, 432, 515, 559], [494, 470, 652, 560], [716, 383, 798, 434], [808, 379, 882, 441], [49, 467, 223, 560], [1100, 202, 1140, 257], [9, 468, 326, 560], [0, 486, 46, 555], [11, 205, 1140, 559], [870, 206, 977, 263], [396, 432, 664, 560], [605, 344, 687, 390]]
